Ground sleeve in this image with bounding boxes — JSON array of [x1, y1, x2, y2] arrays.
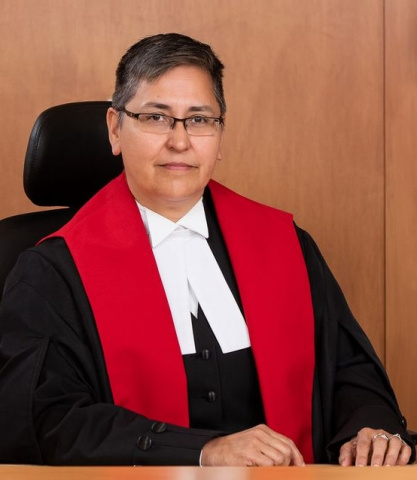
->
[[295, 225, 416, 464], [0, 244, 221, 466]]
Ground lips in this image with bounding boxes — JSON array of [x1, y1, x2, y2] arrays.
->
[[159, 162, 197, 170]]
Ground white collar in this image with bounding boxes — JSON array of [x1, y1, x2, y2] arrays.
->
[[136, 196, 250, 354], [137, 198, 208, 248]]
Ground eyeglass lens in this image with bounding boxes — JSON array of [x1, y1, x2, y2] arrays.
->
[[136, 113, 221, 136]]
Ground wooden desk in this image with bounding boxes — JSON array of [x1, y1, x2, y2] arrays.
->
[[1, 465, 417, 480]]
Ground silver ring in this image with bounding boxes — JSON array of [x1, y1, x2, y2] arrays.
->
[[372, 433, 389, 441], [388, 433, 407, 446]]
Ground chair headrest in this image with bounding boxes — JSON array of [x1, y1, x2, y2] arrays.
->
[[24, 101, 123, 207]]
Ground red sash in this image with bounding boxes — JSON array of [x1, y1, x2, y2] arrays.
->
[[45, 173, 315, 462]]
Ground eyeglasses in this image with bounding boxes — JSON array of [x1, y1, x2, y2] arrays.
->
[[119, 108, 223, 136]]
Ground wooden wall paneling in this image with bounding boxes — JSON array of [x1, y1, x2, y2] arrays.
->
[[1, 1, 385, 358], [385, 0, 417, 430], [216, 0, 386, 358]]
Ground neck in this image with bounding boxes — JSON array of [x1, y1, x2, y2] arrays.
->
[[133, 195, 203, 222]]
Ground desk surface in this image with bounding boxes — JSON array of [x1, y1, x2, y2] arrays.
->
[[1, 465, 417, 480]]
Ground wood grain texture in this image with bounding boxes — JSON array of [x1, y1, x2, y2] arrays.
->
[[385, 0, 417, 430], [216, 0, 385, 359], [0, 465, 417, 480]]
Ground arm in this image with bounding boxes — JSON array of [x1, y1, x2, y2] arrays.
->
[[296, 225, 415, 465], [0, 244, 219, 465]]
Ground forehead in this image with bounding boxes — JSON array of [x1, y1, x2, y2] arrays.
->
[[129, 65, 218, 111]]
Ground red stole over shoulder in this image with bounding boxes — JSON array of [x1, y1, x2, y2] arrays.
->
[[44, 173, 315, 463]]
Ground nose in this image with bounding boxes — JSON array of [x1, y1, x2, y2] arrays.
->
[[166, 119, 191, 152]]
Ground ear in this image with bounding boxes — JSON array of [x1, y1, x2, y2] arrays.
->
[[106, 107, 122, 156]]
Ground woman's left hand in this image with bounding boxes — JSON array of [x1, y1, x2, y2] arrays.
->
[[339, 428, 412, 466]]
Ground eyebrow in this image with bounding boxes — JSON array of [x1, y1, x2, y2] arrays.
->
[[141, 102, 217, 115]]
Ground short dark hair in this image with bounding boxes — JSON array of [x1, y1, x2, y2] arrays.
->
[[111, 33, 226, 118]]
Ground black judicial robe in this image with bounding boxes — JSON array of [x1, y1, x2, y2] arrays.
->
[[0, 191, 414, 465]]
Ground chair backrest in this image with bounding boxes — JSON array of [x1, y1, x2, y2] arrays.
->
[[0, 101, 124, 300]]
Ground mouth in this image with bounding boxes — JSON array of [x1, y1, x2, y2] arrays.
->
[[158, 162, 197, 171]]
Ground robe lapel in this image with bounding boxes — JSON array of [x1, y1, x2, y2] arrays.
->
[[209, 180, 315, 463], [47, 174, 189, 427]]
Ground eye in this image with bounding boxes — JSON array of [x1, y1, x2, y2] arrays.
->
[[188, 116, 209, 125], [141, 114, 169, 124]]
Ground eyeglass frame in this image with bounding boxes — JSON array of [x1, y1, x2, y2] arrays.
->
[[118, 107, 224, 136]]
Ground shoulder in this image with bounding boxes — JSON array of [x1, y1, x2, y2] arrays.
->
[[1, 238, 95, 344], [293, 225, 325, 264], [3, 238, 80, 304], [208, 180, 294, 225]]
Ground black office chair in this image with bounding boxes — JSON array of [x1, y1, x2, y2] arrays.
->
[[0, 101, 123, 300]]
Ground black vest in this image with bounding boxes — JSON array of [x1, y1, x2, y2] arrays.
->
[[182, 190, 265, 432]]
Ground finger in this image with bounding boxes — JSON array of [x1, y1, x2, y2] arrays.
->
[[267, 441, 305, 466], [385, 435, 412, 466], [354, 432, 373, 466], [243, 438, 294, 467], [397, 444, 412, 466], [274, 440, 304, 466], [258, 444, 289, 466], [368, 435, 389, 466], [388, 434, 412, 465], [339, 440, 355, 467], [244, 450, 275, 467], [255, 426, 305, 466], [289, 448, 305, 467], [382, 437, 403, 466]]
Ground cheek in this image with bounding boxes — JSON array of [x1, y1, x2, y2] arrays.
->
[[121, 136, 161, 170], [195, 137, 221, 157], [198, 143, 222, 170], [121, 149, 151, 189]]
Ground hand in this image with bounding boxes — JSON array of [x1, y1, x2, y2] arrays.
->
[[201, 424, 305, 466], [339, 427, 412, 466]]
